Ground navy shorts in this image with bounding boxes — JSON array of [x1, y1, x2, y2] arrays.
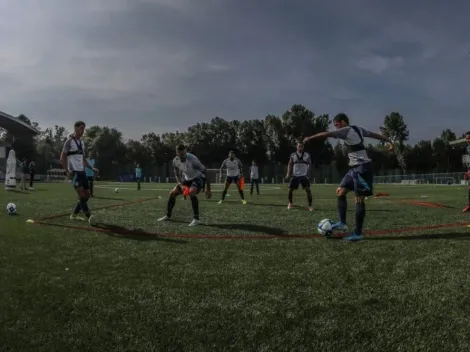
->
[[225, 176, 240, 184], [340, 162, 373, 196], [289, 176, 310, 190], [72, 171, 89, 190], [180, 178, 203, 193]]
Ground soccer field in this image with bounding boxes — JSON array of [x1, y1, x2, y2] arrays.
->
[[2, 182, 470, 351]]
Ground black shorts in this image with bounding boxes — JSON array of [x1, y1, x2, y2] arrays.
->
[[251, 178, 259, 183], [179, 178, 203, 194], [289, 176, 310, 190], [72, 171, 89, 190], [87, 176, 94, 182], [225, 176, 240, 184], [340, 162, 373, 196]]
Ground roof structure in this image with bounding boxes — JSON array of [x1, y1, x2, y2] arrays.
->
[[0, 110, 40, 136]]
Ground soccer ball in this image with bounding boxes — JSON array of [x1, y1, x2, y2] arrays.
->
[[317, 218, 333, 236], [6, 203, 16, 215], [114, 188, 119, 193]]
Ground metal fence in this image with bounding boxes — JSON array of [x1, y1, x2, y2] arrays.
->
[[375, 172, 466, 185]]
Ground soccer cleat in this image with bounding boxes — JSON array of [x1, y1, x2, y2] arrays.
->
[[88, 215, 97, 226], [287, 203, 294, 209], [343, 233, 363, 242], [308, 206, 313, 212], [462, 205, 470, 213], [242, 200, 247, 205], [188, 219, 200, 227], [331, 222, 348, 232], [218, 200, 223, 204], [157, 215, 171, 221], [70, 214, 85, 221]]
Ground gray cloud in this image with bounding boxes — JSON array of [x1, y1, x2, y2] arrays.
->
[[0, 0, 469, 142]]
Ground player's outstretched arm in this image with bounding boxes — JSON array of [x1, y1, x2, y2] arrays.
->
[[361, 129, 394, 150], [303, 131, 334, 143]]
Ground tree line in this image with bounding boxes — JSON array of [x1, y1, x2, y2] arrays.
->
[[0, 105, 466, 179]]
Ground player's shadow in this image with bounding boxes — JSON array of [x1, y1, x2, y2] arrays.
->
[[366, 232, 470, 241], [95, 223, 186, 243], [203, 223, 287, 236], [92, 196, 127, 201]]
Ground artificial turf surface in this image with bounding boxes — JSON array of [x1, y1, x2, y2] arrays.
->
[[2, 181, 470, 351]]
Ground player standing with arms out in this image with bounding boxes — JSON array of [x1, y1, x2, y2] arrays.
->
[[135, 163, 142, 191], [250, 160, 260, 196], [461, 132, 470, 212], [285, 142, 313, 211], [218, 151, 246, 204], [304, 113, 393, 241], [29, 160, 36, 190], [85, 152, 96, 197], [158, 144, 211, 226], [19, 158, 28, 190], [60, 121, 99, 225]]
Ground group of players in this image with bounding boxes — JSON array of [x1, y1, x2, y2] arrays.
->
[[62, 113, 398, 241]]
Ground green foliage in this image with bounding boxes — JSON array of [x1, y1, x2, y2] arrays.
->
[[1, 108, 465, 176]]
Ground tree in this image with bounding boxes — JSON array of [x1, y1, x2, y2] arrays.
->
[[379, 112, 409, 147]]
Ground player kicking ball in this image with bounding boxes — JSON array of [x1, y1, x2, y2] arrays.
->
[[285, 142, 313, 211], [303, 113, 393, 242], [218, 150, 247, 204], [158, 144, 211, 226], [60, 121, 99, 226]]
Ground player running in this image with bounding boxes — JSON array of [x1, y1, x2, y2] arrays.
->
[[218, 151, 246, 204], [285, 142, 313, 211], [250, 160, 260, 196], [158, 144, 212, 226], [461, 132, 470, 212], [60, 121, 99, 226], [303, 113, 393, 242]]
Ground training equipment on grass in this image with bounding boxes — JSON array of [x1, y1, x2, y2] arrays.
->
[[317, 219, 333, 236], [114, 188, 119, 193], [4, 149, 17, 190], [6, 203, 16, 214]]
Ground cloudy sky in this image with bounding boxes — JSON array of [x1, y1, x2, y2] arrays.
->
[[0, 0, 469, 142]]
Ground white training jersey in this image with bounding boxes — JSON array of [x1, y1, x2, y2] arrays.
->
[[172, 153, 205, 181], [250, 165, 259, 179], [62, 137, 85, 172], [221, 158, 242, 177], [290, 152, 311, 177]]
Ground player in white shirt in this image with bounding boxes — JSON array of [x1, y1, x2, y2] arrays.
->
[[218, 150, 246, 204], [60, 121, 99, 225], [158, 144, 212, 226], [285, 142, 313, 211], [249, 160, 260, 196]]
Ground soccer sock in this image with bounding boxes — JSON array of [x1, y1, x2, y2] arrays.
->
[[221, 189, 227, 200], [306, 189, 312, 207], [256, 182, 260, 195], [167, 196, 176, 217], [338, 195, 347, 224], [288, 189, 293, 203], [250, 182, 254, 195], [239, 189, 245, 200], [73, 202, 81, 214], [190, 196, 199, 220], [354, 201, 366, 235], [467, 188, 470, 205], [90, 180, 94, 195], [137, 180, 141, 190], [79, 198, 91, 218], [29, 176, 33, 188]]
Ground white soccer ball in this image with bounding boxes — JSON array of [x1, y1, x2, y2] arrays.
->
[[6, 203, 16, 215], [114, 188, 119, 193], [317, 218, 333, 236]]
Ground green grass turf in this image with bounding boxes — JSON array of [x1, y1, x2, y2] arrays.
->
[[2, 181, 470, 351]]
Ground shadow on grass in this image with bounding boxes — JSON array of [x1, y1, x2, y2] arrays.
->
[[246, 202, 393, 212], [95, 223, 186, 243], [367, 232, 470, 241], [170, 219, 287, 236], [203, 223, 287, 236], [92, 196, 127, 201]]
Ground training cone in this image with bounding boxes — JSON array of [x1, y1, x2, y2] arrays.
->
[[26, 219, 34, 223]]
